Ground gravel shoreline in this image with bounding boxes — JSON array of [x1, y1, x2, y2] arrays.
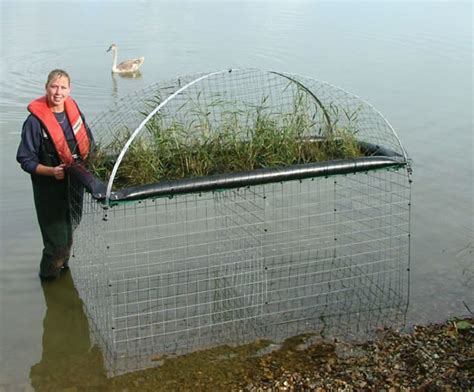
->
[[240, 318, 473, 391], [28, 317, 473, 391], [108, 317, 473, 391]]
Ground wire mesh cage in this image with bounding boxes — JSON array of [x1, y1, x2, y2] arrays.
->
[[68, 69, 412, 376]]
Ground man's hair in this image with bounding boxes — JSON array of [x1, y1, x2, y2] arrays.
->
[[45, 69, 70, 87]]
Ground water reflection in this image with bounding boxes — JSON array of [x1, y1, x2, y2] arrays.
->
[[111, 71, 143, 99], [29, 270, 107, 391]]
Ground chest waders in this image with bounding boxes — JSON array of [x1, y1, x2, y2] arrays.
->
[[34, 131, 84, 279]]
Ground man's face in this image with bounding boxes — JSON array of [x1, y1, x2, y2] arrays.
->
[[45, 76, 70, 109]]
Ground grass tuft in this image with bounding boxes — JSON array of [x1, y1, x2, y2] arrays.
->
[[88, 90, 364, 189]]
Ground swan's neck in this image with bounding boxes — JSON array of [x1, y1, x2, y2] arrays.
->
[[111, 49, 118, 72]]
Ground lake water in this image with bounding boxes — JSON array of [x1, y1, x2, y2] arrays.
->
[[0, 1, 472, 389]]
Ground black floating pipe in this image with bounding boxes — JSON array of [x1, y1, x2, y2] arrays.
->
[[68, 142, 406, 203], [111, 156, 404, 202]]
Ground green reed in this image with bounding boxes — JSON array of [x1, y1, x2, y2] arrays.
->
[[88, 90, 364, 189]]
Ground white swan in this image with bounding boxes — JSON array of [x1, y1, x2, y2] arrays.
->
[[106, 43, 144, 74]]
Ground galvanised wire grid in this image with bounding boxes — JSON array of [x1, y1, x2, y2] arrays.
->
[[70, 168, 410, 376], [68, 69, 412, 376]]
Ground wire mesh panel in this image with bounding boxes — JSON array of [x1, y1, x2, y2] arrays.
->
[[68, 69, 412, 376], [70, 167, 410, 376]]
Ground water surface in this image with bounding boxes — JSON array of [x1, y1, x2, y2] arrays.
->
[[0, 1, 472, 389]]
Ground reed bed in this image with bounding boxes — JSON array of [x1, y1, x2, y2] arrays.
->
[[87, 93, 364, 189]]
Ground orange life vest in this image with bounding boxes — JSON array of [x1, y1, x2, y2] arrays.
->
[[28, 96, 91, 165]]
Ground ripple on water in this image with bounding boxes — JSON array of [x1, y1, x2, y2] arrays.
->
[[340, 25, 471, 64], [0, 46, 114, 125]]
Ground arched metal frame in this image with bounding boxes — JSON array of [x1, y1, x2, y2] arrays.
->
[[96, 68, 409, 205]]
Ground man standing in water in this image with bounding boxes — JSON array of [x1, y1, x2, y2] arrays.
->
[[16, 69, 93, 281]]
